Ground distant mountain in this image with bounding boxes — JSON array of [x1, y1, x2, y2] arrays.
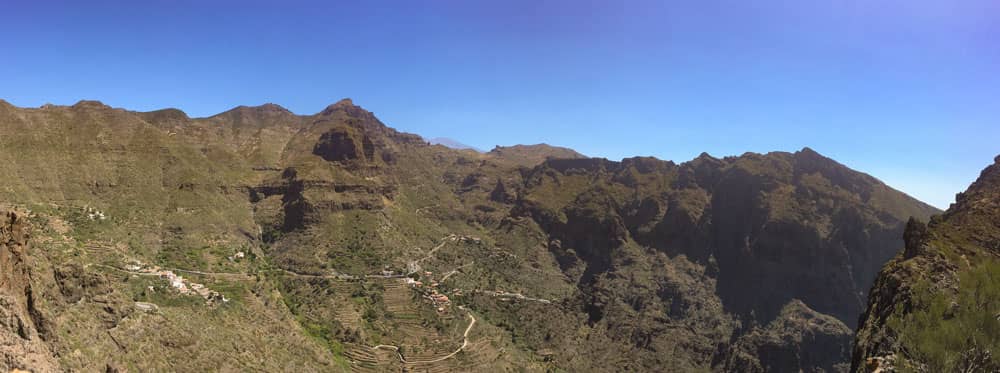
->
[[428, 137, 482, 152], [486, 143, 586, 167], [0, 98, 941, 372]]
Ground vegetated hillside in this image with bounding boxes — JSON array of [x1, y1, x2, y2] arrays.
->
[[853, 155, 1000, 373], [0, 98, 938, 372]]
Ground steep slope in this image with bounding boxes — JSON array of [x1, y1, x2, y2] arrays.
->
[[0, 101, 343, 371], [0, 98, 940, 372], [721, 300, 853, 372], [0, 207, 59, 372], [452, 150, 937, 371], [853, 155, 1000, 372]]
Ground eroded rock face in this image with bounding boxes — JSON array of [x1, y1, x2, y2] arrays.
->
[[313, 125, 372, 162], [721, 300, 852, 373], [0, 209, 59, 372], [502, 149, 938, 371], [1, 210, 30, 294]]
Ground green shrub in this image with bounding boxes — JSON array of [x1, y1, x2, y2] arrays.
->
[[891, 261, 1000, 372]]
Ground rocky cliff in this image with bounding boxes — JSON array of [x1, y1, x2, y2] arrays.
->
[[0, 208, 59, 372], [853, 155, 1000, 372], [469, 148, 937, 371]]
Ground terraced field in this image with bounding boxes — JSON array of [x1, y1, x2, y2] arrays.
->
[[336, 278, 511, 372]]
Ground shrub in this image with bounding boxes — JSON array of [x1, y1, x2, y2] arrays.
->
[[890, 261, 1000, 372]]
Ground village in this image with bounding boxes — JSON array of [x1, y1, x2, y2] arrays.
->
[[405, 271, 460, 313], [123, 261, 229, 304]]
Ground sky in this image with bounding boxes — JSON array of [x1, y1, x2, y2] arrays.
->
[[2, 1, 998, 209]]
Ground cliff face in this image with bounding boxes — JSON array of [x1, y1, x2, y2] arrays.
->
[[721, 300, 853, 372], [513, 150, 935, 323], [853, 155, 1000, 372], [0, 208, 59, 372], [483, 149, 937, 371], [0, 99, 942, 372]]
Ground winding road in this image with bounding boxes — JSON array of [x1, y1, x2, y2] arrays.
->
[[371, 310, 477, 365]]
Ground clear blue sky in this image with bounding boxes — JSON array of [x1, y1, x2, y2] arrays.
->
[[2, 1, 998, 209]]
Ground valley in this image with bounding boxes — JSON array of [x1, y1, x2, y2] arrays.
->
[[0, 98, 960, 372]]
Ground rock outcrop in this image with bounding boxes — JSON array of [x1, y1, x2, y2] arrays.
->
[[313, 124, 374, 163], [721, 300, 852, 373], [0, 208, 59, 372], [852, 155, 1000, 372]]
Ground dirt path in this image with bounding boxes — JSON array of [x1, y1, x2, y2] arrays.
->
[[279, 269, 354, 280], [91, 264, 159, 276], [278, 269, 406, 280], [472, 289, 554, 304], [369, 309, 477, 365], [440, 262, 474, 282], [414, 234, 457, 264], [93, 264, 254, 280], [166, 267, 253, 279]]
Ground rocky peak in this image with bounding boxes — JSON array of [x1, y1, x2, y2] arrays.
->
[[792, 147, 837, 168], [0, 100, 13, 116], [796, 146, 820, 156], [695, 151, 716, 161], [487, 143, 586, 167], [242, 103, 290, 114], [256, 103, 291, 113], [139, 108, 190, 125], [675, 152, 726, 189], [71, 100, 111, 110], [319, 98, 365, 117], [216, 103, 294, 119], [331, 98, 354, 108], [950, 154, 1000, 214]]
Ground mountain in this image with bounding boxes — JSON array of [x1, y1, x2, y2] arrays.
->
[[427, 137, 482, 152], [0, 98, 939, 372], [853, 156, 1000, 372], [486, 143, 586, 166]]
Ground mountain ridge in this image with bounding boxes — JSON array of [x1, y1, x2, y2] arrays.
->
[[0, 98, 941, 372]]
